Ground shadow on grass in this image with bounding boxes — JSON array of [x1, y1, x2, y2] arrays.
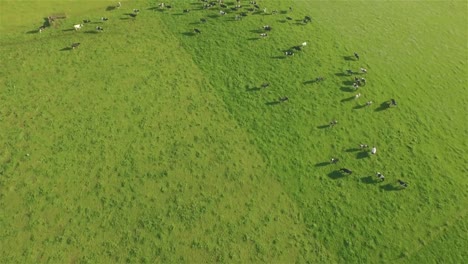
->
[[182, 32, 196, 36], [353, 104, 366, 110], [84, 30, 98, 34], [316, 125, 329, 129], [207, 14, 219, 19], [361, 176, 376, 184], [265, 101, 280, 106], [271, 56, 286, 59], [248, 37, 260, 41], [375, 102, 390, 112], [60, 47, 72, 51], [147, 7, 164, 12], [343, 55, 356, 61], [346, 148, 360, 152], [335, 72, 349, 77], [380, 184, 401, 191], [246, 87, 260, 92], [62, 29, 74, 32], [106, 6, 116, 11], [340, 96, 355, 103], [342, 80, 354, 85], [189, 22, 201, 25], [172, 13, 185, 16], [357, 151, 369, 159], [249, 29, 263, 33], [315, 162, 330, 167], [277, 19, 287, 23], [340, 87, 355, 93], [26, 30, 38, 34], [328, 170, 345, 179]]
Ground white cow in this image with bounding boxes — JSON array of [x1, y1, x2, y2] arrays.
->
[[302, 42, 307, 46], [371, 146, 377, 155], [74, 24, 83, 31]]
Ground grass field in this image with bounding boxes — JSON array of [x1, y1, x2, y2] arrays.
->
[[0, 0, 467, 263]]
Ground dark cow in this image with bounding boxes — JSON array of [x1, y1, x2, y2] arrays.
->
[[183, 9, 190, 13], [82, 19, 91, 23], [194, 28, 201, 34], [71, 42, 81, 49], [398, 179, 408, 188], [279, 96, 289, 102], [133, 9, 140, 13], [390, 99, 397, 106], [340, 168, 352, 174], [200, 18, 207, 23], [315, 76, 324, 82], [329, 120, 338, 127], [330, 158, 339, 164], [346, 69, 354, 75], [96, 26, 103, 31], [304, 15, 312, 23], [286, 16, 292, 20], [261, 83, 270, 88], [263, 25, 271, 31], [354, 52, 359, 60], [129, 13, 138, 18]]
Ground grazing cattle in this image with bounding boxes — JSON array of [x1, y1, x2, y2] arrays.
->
[[38, 25, 46, 33], [272, 10, 278, 15], [194, 28, 201, 34], [302, 42, 307, 46], [390, 99, 397, 106], [286, 16, 293, 20], [304, 15, 312, 23], [285, 51, 294, 56], [376, 172, 385, 181], [366, 101, 373, 106], [354, 52, 359, 60], [250, 1, 256, 4], [200, 18, 207, 23], [330, 158, 339, 164], [339, 168, 353, 174], [315, 76, 324, 82], [183, 9, 190, 13], [289, 6, 293, 12], [353, 83, 359, 89], [263, 8, 267, 13], [263, 25, 271, 31], [371, 146, 377, 155], [101, 17, 109, 21], [279, 96, 289, 102], [240, 12, 248, 17], [73, 24, 83, 30], [355, 93, 361, 99], [71, 42, 80, 49], [133, 9, 140, 13], [398, 180, 408, 188], [159, 3, 165, 8], [293, 45, 302, 51], [329, 120, 338, 127], [220, 4, 227, 8], [360, 68, 367, 73], [96, 26, 103, 31], [261, 83, 270, 88], [254, 4, 260, 9], [360, 144, 368, 148], [361, 78, 366, 85], [260, 33, 268, 37], [166, 5, 172, 9], [220, 10, 226, 15], [130, 13, 138, 18], [117, 2, 121, 8], [346, 69, 353, 75], [83, 19, 91, 23]]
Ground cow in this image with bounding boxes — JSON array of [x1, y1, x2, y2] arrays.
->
[[220, 10, 226, 15], [340, 168, 352, 174], [133, 9, 140, 13], [183, 9, 190, 13], [376, 172, 385, 181], [304, 16, 312, 23], [329, 120, 338, 127], [101, 17, 109, 21], [261, 83, 270, 88], [354, 52, 359, 60], [353, 83, 359, 90], [73, 24, 83, 30], [302, 42, 307, 46], [83, 19, 91, 23], [346, 69, 354, 75], [200, 18, 207, 23], [38, 25, 46, 33], [355, 93, 361, 99], [285, 51, 294, 56], [361, 78, 366, 85], [263, 25, 271, 31], [286, 16, 292, 20], [398, 180, 408, 188], [371, 146, 377, 155], [359, 144, 368, 148], [96, 26, 103, 31], [117, 2, 121, 8], [279, 96, 289, 102], [260, 33, 268, 37], [129, 13, 138, 18], [360, 68, 367, 73], [159, 3, 165, 8], [366, 101, 373, 106], [390, 99, 397, 106], [71, 42, 80, 49], [194, 28, 201, 34], [330, 158, 339, 164]]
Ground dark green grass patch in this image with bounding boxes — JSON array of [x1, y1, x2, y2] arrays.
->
[[0, 0, 467, 262]]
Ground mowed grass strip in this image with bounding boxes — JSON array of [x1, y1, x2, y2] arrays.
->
[[0, 1, 332, 263], [157, 0, 467, 262]]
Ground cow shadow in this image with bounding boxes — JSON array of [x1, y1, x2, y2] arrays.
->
[[303, 80, 316, 85], [316, 124, 330, 129], [106, 6, 116, 11], [147, 7, 164, 12], [271, 56, 286, 59], [343, 55, 356, 61], [346, 148, 360, 152], [315, 162, 330, 167], [26, 30, 38, 34], [62, 29, 74, 32], [120, 17, 130, 20], [172, 13, 185, 16], [84, 30, 98, 34], [340, 96, 355, 103], [328, 170, 345, 179], [182, 32, 196, 36], [277, 19, 287, 23], [189, 22, 201, 25], [246, 86, 260, 92], [353, 104, 366, 110], [207, 14, 219, 19], [342, 80, 354, 85], [280, 10, 288, 14], [265, 101, 280, 106], [375, 102, 390, 112], [380, 184, 401, 191], [60, 47, 72, 51], [249, 29, 264, 33], [357, 151, 369, 159], [361, 176, 376, 184], [248, 37, 260, 41], [335, 72, 348, 77], [340, 87, 355, 93], [42, 17, 50, 27]]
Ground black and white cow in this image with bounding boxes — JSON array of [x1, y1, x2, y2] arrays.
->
[[398, 179, 408, 188], [376, 172, 385, 181], [71, 42, 81, 49], [194, 28, 202, 34], [340, 168, 353, 174]]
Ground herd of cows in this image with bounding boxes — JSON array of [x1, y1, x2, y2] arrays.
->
[[35, 0, 408, 189]]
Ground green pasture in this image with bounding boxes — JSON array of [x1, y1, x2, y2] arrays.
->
[[0, 0, 466, 263]]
